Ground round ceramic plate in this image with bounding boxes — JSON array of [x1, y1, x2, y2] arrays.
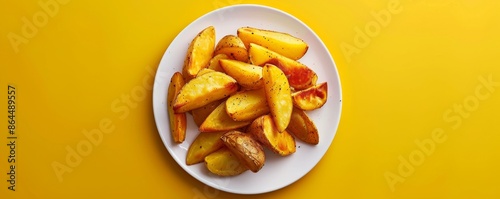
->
[[152, 4, 342, 194]]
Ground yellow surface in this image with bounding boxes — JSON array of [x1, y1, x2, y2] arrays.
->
[[1, 0, 500, 198]]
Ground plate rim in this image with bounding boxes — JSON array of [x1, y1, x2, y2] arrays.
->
[[152, 4, 343, 195]]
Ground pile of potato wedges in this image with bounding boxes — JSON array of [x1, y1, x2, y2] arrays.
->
[[167, 26, 328, 176]]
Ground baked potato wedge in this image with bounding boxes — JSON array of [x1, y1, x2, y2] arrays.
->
[[226, 88, 269, 122], [205, 147, 248, 176], [262, 64, 293, 132], [249, 43, 317, 90], [173, 71, 238, 113], [199, 102, 251, 132], [221, 131, 265, 172], [247, 115, 296, 156], [238, 27, 308, 60], [192, 100, 223, 127], [167, 72, 187, 143], [292, 82, 328, 111], [214, 35, 248, 62], [182, 26, 216, 81], [287, 108, 319, 145], [195, 68, 216, 77], [186, 131, 225, 165], [219, 59, 263, 90], [207, 54, 229, 73]]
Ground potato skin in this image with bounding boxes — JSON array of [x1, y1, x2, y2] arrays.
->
[[221, 131, 265, 172], [247, 115, 296, 156], [167, 72, 187, 143], [238, 27, 308, 60], [262, 64, 293, 132], [287, 108, 319, 145], [204, 147, 248, 176], [186, 132, 225, 165], [182, 26, 216, 81]]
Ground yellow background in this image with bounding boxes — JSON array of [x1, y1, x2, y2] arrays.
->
[[1, 0, 500, 198]]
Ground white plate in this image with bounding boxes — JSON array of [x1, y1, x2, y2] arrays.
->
[[152, 4, 342, 194]]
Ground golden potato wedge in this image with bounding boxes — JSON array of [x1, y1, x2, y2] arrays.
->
[[238, 27, 308, 60], [196, 68, 216, 77], [292, 82, 328, 111], [205, 147, 248, 176], [173, 71, 239, 113], [221, 131, 265, 172], [182, 26, 216, 81], [199, 102, 251, 132], [186, 131, 225, 165], [167, 72, 187, 143], [192, 100, 223, 127], [247, 115, 296, 156], [249, 43, 317, 90], [262, 64, 293, 132], [219, 59, 263, 90], [214, 35, 248, 62], [226, 89, 269, 122], [287, 108, 319, 145], [207, 54, 229, 73]]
